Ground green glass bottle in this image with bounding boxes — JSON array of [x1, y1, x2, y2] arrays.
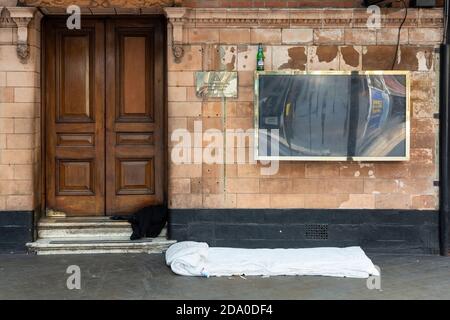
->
[[256, 43, 265, 71]]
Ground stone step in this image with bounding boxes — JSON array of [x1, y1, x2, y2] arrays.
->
[[30, 217, 174, 254], [37, 217, 167, 239], [27, 236, 176, 255]]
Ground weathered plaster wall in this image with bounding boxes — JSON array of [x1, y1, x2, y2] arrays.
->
[[0, 7, 42, 212], [166, 8, 442, 210]]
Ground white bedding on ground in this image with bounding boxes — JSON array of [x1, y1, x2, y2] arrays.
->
[[165, 241, 380, 278]]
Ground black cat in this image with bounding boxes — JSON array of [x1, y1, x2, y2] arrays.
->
[[111, 204, 167, 240]]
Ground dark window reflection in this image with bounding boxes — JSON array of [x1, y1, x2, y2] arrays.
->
[[258, 74, 407, 158]]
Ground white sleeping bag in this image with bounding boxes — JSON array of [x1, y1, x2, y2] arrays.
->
[[165, 241, 380, 278]]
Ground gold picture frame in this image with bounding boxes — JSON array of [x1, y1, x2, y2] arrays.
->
[[254, 70, 411, 162]]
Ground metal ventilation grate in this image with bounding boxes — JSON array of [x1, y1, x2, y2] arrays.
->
[[305, 224, 329, 240]]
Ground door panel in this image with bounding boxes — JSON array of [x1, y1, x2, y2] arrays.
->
[[105, 19, 164, 215], [56, 134, 95, 147], [121, 36, 148, 117], [45, 20, 105, 216], [58, 35, 92, 121], [116, 158, 155, 195], [57, 160, 95, 195]]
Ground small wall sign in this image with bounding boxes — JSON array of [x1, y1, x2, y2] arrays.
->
[[195, 71, 238, 98]]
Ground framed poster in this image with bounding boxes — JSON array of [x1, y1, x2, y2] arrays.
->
[[255, 71, 410, 161]]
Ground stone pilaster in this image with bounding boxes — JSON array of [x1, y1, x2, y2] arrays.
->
[[164, 7, 190, 64], [0, 6, 41, 211]]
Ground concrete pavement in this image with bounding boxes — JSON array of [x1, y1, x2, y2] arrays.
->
[[0, 253, 449, 300]]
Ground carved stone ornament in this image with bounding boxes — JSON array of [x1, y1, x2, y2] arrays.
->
[[2, 7, 36, 63], [164, 7, 187, 64], [172, 45, 184, 63], [18, 0, 181, 8], [16, 43, 29, 60]]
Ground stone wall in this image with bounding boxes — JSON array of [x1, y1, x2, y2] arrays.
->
[[0, 5, 443, 214], [166, 7, 442, 210], [0, 7, 41, 212]]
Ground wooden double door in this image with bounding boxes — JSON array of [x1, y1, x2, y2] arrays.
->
[[44, 17, 165, 216]]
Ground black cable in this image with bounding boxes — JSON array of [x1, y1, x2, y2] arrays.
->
[[392, 0, 408, 70], [443, 0, 448, 44]]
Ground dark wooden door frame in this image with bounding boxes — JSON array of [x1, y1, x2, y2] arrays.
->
[[41, 15, 168, 217]]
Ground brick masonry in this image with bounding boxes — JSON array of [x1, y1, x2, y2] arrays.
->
[[166, 7, 443, 211], [0, 8, 42, 213], [0, 6, 443, 217]]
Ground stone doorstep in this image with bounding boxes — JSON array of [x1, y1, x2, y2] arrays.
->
[[38, 227, 133, 239], [38, 217, 132, 227], [38, 218, 133, 239], [29, 217, 174, 254], [26, 237, 176, 255], [37, 217, 167, 239]]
